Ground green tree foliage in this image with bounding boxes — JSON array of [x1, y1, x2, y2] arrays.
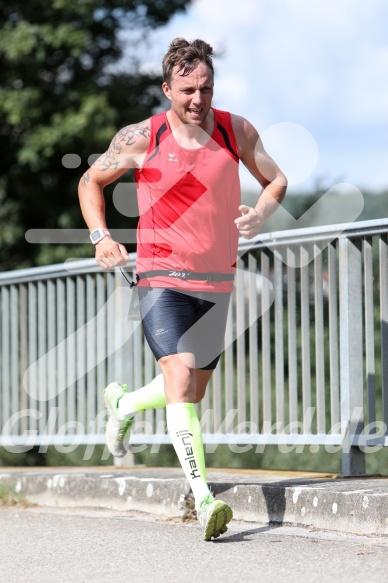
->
[[0, 0, 192, 269]]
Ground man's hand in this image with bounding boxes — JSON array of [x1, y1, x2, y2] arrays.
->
[[95, 237, 129, 269], [234, 205, 264, 240]]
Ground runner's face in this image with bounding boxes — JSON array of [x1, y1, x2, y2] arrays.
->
[[163, 62, 214, 127]]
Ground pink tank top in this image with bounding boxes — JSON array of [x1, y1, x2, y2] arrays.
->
[[134, 108, 241, 292]]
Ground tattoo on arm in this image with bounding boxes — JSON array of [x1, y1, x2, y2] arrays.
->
[[109, 121, 151, 154], [94, 121, 150, 173], [95, 152, 120, 172], [83, 170, 90, 187]]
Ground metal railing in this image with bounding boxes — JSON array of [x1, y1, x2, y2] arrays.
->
[[1, 218, 387, 474]]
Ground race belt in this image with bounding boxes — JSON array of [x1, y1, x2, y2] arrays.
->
[[136, 270, 235, 283]]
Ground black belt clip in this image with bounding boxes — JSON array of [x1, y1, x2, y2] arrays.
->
[[120, 269, 139, 288], [129, 275, 139, 289]]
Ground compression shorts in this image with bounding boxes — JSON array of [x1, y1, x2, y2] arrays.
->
[[138, 287, 231, 370]]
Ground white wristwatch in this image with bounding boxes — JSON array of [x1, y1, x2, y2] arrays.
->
[[90, 228, 111, 245]]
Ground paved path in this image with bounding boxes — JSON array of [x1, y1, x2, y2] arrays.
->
[[1, 467, 388, 536], [1, 506, 388, 583]]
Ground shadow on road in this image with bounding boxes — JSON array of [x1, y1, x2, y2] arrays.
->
[[213, 523, 283, 543]]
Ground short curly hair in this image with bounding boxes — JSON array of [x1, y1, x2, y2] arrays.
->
[[162, 38, 214, 86]]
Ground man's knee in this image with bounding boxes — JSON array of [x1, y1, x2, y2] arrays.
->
[[159, 354, 195, 402]]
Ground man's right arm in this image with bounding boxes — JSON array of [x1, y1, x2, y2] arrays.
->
[[78, 119, 150, 269]]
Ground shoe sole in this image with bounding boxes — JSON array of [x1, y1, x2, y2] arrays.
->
[[103, 386, 131, 458], [203, 501, 233, 541]]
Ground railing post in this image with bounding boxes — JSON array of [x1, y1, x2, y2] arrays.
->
[[113, 271, 136, 467], [338, 237, 365, 475]]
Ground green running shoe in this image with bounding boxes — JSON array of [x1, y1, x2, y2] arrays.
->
[[103, 382, 133, 457], [197, 494, 233, 541]]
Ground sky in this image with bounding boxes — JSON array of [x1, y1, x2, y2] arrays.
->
[[135, 0, 388, 195]]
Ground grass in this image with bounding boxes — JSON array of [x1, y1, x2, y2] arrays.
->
[[0, 483, 34, 508]]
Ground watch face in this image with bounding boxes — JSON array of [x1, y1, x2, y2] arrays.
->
[[91, 230, 101, 241]]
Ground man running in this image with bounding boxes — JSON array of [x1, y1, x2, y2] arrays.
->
[[78, 37, 287, 541]]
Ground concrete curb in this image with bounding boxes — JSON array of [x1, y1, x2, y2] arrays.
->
[[1, 467, 388, 536]]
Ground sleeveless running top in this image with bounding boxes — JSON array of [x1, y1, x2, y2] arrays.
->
[[134, 108, 241, 292]]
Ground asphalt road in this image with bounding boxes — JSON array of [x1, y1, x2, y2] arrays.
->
[[1, 506, 388, 583]]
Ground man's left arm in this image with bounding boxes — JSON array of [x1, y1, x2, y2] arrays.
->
[[232, 115, 287, 240]]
